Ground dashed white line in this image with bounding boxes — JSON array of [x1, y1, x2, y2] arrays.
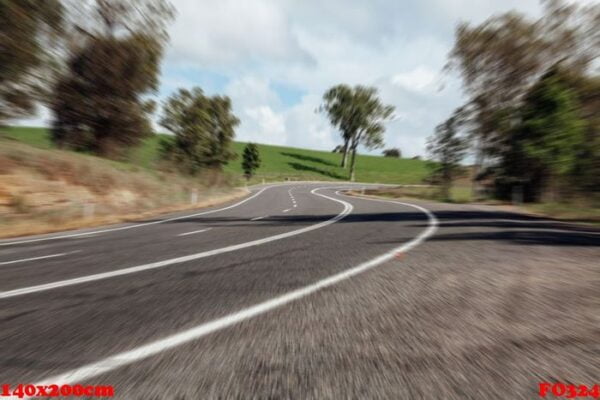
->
[[250, 216, 267, 221], [177, 228, 212, 237], [0, 251, 81, 266], [282, 209, 292, 213], [20, 191, 437, 394], [0, 188, 352, 299]]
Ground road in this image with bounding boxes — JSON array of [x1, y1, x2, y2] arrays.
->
[[0, 182, 598, 399]]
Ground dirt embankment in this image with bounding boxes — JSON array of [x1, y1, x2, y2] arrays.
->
[[0, 141, 247, 238]]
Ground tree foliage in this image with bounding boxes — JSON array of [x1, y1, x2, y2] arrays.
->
[[427, 114, 468, 200], [515, 67, 585, 199], [321, 84, 394, 181], [50, 0, 174, 157], [445, 0, 599, 201], [382, 148, 401, 158], [160, 87, 239, 175], [242, 143, 261, 180], [0, 0, 64, 123]]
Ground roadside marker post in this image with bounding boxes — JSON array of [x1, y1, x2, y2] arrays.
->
[[83, 203, 95, 219]]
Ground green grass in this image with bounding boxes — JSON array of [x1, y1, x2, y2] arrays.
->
[[362, 185, 473, 204], [1, 126, 53, 149], [1, 126, 430, 184], [525, 202, 600, 223]]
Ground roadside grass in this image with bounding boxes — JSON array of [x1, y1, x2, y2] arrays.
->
[[524, 201, 600, 223], [1, 125, 53, 148], [2, 126, 430, 184], [359, 185, 473, 203], [357, 185, 599, 224], [0, 140, 244, 238]]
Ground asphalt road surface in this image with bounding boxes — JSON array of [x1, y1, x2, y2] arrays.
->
[[1, 182, 598, 399]]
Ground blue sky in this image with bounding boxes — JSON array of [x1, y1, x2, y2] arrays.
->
[[22, 0, 578, 157]]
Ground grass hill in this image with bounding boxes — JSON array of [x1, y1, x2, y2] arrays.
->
[[1, 126, 429, 184]]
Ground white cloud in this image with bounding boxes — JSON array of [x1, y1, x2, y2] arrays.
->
[[391, 66, 439, 93], [225, 76, 281, 110], [167, 0, 311, 68], [241, 106, 286, 145]]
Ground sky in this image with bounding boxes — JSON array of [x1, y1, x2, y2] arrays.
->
[[21, 0, 551, 157]]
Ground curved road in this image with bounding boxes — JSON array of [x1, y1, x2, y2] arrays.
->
[[0, 182, 598, 399]]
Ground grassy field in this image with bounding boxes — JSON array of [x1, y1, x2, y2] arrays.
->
[[1, 126, 430, 184]]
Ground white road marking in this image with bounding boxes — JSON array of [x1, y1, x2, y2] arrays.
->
[[250, 216, 267, 221], [0, 187, 269, 246], [0, 251, 81, 266], [20, 191, 437, 394], [177, 228, 212, 237], [282, 209, 291, 213], [0, 188, 352, 299]]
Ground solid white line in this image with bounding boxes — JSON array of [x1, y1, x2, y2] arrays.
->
[[177, 228, 212, 237], [0, 189, 353, 299], [21, 192, 437, 395], [0, 251, 81, 266], [0, 187, 269, 246], [250, 216, 267, 221]]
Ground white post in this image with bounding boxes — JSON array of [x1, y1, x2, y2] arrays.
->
[[191, 189, 198, 204], [83, 203, 95, 219]]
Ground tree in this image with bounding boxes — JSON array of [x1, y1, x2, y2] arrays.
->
[[242, 143, 261, 180], [0, 0, 64, 124], [320, 85, 354, 167], [159, 87, 239, 175], [427, 115, 468, 200], [515, 67, 586, 201], [382, 148, 401, 158], [50, 0, 174, 157], [446, 0, 599, 197], [321, 85, 394, 181]]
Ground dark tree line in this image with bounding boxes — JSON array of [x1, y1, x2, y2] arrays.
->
[[0, 0, 64, 123], [1, 0, 242, 175], [430, 0, 599, 203]]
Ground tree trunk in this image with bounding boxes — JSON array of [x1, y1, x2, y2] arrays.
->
[[349, 147, 357, 181], [471, 140, 483, 200], [341, 140, 349, 168], [441, 167, 452, 200]]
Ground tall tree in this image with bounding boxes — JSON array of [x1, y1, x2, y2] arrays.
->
[[242, 143, 261, 180], [50, 0, 174, 157], [427, 114, 468, 200], [160, 87, 239, 175], [446, 0, 599, 197], [0, 0, 64, 124], [322, 85, 394, 181], [321, 84, 354, 168], [515, 67, 586, 201]]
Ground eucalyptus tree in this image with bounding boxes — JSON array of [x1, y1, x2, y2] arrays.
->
[[0, 0, 64, 123], [445, 0, 599, 199], [322, 85, 394, 181], [50, 0, 175, 157], [160, 87, 239, 175], [427, 114, 468, 200], [321, 84, 354, 168]]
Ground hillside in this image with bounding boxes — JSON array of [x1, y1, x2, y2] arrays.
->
[[1, 126, 429, 184]]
